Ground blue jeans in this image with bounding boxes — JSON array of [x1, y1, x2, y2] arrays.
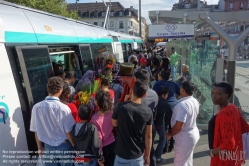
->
[[155, 125, 166, 159], [171, 64, 177, 81], [74, 158, 96, 166], [114, 155, 144, 166], [44, 140, 74, 166]]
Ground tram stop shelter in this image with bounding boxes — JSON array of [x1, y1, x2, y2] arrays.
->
[[148, 10, 249, 129]]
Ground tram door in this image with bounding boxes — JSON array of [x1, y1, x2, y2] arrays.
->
[[15, 45, 53, 152], [79, 44, 94, 72], [114, 42, 124, 63]]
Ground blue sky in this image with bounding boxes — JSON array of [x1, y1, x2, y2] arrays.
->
[[66, 0, 219, 24]]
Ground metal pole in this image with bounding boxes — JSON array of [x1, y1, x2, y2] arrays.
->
[[103, 0, 110, 29], [76, 0, 78, 12], [156, 11, 159, 24], [197, 0, 200, 11], [139, 0, 142, 37]]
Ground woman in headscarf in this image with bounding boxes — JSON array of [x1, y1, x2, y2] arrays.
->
[[75, 70, 94, 94]]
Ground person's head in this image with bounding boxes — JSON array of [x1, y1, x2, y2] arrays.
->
[[54, 64, 63, 71], [100, 78, 111, 89], [158, 70, 170, 81], [171, 47, 175, 53], [65, 71, 77, 85], [131, 80, 148, 99], [159, 87, 169, 100], [211, 82, 233, 106], [47, 77, 64, 97], [182, 64, 189, 73], [140, 58, 147, 68], [78, 104, 91, 121], [94, 90, 113, 113], [132, 61, 138, 68], [118, 63, 134, 83], [101, 67, 112, 79], [59, 82, 71, 102], [135, 69, 150, 85], [151, 58, 160, 68], [160, 58, 170, 69], [180, 81, 196, 97], [55, 69, 66, 80]]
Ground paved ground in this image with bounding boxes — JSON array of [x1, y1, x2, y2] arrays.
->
[[154, 130, 211, 166]]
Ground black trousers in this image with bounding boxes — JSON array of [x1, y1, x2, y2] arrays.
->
[[102, 141, 116, 166]]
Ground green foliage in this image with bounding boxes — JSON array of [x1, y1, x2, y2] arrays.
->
[[5, 0, 79, 20]]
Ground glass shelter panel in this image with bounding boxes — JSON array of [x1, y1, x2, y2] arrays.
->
[[166, 39, 220, 128]]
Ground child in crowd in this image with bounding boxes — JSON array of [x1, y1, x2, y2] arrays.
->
[[91, 90, 116, 166], [89, 78, 114, 114], [154, 87, 172, 163], [72, 104, 104, 166], [60, 82, 80, 122]]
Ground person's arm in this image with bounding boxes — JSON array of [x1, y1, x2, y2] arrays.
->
[[112, 104, 119, 127], [152, 82, 159, 95], [166, 104, 186, 139], [63, 110, 76, 147], [35, 132, 44, 155], [112, 119, 118, 127], [167, 121, 184, 139], [144, 125, 152, 165], [66, 132, 75, 147]]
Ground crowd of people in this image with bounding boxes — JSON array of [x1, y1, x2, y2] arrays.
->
[[30, 46, 249, 166]]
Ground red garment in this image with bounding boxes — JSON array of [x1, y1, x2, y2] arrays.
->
[[211, 104, 249, 166], [92, 89, 114, 101], [118, 77, 136, 102], [68, 103, 80, 122]]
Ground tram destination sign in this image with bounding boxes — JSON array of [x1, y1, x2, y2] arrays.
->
[[148, 24, 194, 39]]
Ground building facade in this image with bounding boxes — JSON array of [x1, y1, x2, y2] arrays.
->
[[67, 2, 147, 41], [224, 0, 249, 11]]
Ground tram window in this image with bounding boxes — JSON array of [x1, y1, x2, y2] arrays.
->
[[50, 52, 78, 74], [79, 46, 94, 72], [90, 43, 113, 70], [21, 48, 53, 104], [121, 43, 128, 62]]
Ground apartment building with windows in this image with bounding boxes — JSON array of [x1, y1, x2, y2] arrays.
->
[[67, 2, 147, 40]]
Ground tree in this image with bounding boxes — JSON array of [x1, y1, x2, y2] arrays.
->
[[5, 0, 79, 20]]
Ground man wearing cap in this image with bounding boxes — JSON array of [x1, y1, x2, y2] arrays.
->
[[134, 58, 153, 80], [118, 63, 136, 102]]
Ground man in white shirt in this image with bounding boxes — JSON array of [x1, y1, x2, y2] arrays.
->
[[30, 77, 75, 166], [166, 81, 200, 166]]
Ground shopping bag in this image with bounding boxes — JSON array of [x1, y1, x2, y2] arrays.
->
[[242, 133, 249, 160], [36, 155, 45, 166], [240, 113, 249, 160]]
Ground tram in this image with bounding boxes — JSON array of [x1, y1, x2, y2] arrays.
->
[[0, 1, 142, 164]]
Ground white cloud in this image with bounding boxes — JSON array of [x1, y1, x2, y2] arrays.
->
[[66, 0, 219, 24]]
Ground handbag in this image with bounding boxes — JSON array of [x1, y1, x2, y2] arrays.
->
[[239, 113, 249, 160]]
